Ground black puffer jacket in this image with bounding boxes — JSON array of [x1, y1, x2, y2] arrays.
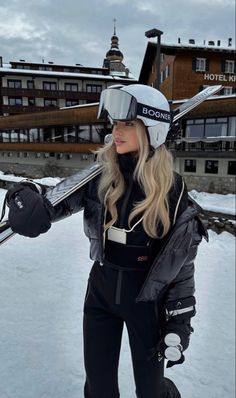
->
[[52, 162, 208, 304]]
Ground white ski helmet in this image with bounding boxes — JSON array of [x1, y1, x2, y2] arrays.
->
[[98, 84, 171, 149]]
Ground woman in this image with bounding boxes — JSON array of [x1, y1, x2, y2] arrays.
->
[[6, 84, 207, 398]]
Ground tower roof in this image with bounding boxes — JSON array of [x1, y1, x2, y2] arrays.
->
[[106, 19, 124, 62]]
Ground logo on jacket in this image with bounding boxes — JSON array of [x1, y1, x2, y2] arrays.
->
[[14, 195, 24, 210], [137, 255, 149, 262]]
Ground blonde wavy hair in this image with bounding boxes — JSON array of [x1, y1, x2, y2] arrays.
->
[[96, 121, 174, 239]]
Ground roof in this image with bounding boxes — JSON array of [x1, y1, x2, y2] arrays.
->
[[0, 66, 137, 81], [139, 41, 236, 83], [161, 42, 236, 54]]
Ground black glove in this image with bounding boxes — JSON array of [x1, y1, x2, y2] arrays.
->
[[6, 181, 55, 237], [158, 296, 196, 368]]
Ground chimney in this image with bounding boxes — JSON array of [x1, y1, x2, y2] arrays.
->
[[228, 38, 232, 46], [189, 39, 195, 44]]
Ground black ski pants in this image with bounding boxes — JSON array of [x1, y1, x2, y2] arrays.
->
[[83, 260, 169, 398]]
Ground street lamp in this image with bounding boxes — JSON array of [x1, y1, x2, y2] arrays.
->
[[145, 28, 163, 90]]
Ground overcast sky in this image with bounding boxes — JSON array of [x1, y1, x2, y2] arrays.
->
[[0, 0, 235, 78]]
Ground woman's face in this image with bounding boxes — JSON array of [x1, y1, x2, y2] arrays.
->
[[112, 120, 144, 154]]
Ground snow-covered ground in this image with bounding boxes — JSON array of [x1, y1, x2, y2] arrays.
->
[[189, 190, 236, 216], [0, 170, 61, 187], [0, 187, 235, 398]]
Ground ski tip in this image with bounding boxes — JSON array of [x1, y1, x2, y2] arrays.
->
[[202, 85, 222, 96]]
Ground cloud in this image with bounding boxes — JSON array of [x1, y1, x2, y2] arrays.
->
[[0, 0, 235, 76], [0, 7, 47, 40]]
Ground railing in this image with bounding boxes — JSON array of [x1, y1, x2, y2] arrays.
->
[[1, 87, 101, 100], [169, 140, 236, 153], [2, 105, 53, 114], [0, 142, 101, 153]]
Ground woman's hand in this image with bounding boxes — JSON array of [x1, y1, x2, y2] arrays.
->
[[7, 181, 54, 237]]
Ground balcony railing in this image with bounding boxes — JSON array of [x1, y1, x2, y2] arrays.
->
[[1, 105, 55, 114], [0, 87, 101, 100], [168, 139, 236, 156]]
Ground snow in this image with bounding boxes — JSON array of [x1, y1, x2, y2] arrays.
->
[[189, 190, 236, 216], [0, 187, 235, 398], [0, 67, 137, 81], [0, 171, 61, 187]]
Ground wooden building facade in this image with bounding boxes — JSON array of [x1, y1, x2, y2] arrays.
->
[[139, 40, 236, 193]]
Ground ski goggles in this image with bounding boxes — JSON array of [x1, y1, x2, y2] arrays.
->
[[97, 88, 171, 125]]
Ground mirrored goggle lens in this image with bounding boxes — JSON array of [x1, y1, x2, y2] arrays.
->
[[98, 89, 137, 121]]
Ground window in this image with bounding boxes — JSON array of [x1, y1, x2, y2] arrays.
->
[[91, 70, 103, 75], [91, 124, 104, 143], [44, 99, 57, 107], [86, 84, 102, 93], [65, 83, 78, 92], [78, 125, 91, 142], [43, 81, 57, 90], [193, 57, 208, 72], [223, 87, 233, 95], [186, 117, 232, 138], [27, 80, 34, 89], [184, 159, 196, 172], [224, 60, 235, 74], [7, 80, 22, 89], [39, 66, 52, 71], [160, 71, 164, 83], [205, 117, 228, 137], [65, 100, 79, 107], [15, 65, 30, 70], [228, 161, 236, 175], [228, 117, 236, 136], [205, 160, 218, 174], [186, 119, 204, 138], [165, 64, 170, 78], [197, 58, 206, 71], [8, 97, 22, 106]]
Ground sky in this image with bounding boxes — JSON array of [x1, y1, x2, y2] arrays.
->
[[0, 0, 235, 78]]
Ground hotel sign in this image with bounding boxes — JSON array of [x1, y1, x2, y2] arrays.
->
[[204, 73, 236, 82]]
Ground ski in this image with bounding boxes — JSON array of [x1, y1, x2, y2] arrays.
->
[[0, 84, 222, 246], [172, 85, 222, 120]]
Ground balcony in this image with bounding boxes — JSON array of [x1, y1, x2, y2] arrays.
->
[[1, 105, 51, 114], [0, 87, 101, 101], [0, 142, 101, 153], [169, 139, 236, 157]]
